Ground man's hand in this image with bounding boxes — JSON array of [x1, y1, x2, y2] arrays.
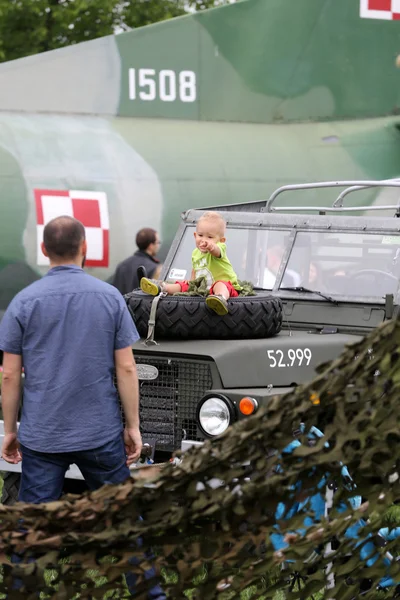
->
[[124, 427, 142, 466], [1, 433, 22, 464]]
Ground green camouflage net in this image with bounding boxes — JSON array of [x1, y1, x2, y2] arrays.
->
[[173, 276, 255, 296], [0, 317, 399, 599]]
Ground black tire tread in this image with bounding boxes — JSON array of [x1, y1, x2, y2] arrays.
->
[[127, 290, 283, 340], [1, 471, 20, 505]]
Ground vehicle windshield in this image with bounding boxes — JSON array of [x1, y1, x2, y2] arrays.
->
[[167, 226, 400, 300], [280, 231, 400, 299], [166, 226, 292, 286]]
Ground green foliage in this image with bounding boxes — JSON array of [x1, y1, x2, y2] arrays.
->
[[121, 0, 186, 30], [188, 0, 233, 9], [0, 0, 235, 63], [384, 504, 400, 526], [0, 0, 118, 61]]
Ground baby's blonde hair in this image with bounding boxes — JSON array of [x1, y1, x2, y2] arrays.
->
[[197, 211, 226, 236]]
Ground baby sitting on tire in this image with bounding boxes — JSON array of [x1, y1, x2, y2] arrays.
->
[[140, 211, 241, 316]]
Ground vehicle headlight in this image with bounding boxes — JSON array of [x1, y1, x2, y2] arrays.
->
[[197, 395, 235, 437]]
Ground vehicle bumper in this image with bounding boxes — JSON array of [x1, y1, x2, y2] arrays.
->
[[181, 439, 205, 453]]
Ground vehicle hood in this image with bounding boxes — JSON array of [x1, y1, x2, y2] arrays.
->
[[132, 330, 363, 388]]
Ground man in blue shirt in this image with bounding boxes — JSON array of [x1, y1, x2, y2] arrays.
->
[[0, 215, 165, 599]]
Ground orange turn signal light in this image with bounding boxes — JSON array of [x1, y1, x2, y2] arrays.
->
[[239, 397, 258, 416], [310, 393, 320, 405]]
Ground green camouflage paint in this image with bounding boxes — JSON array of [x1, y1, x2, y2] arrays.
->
[[0, 0, 399, 311], [117, 0, 400, 123]]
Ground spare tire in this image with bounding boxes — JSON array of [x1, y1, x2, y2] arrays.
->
[[126, 290, 282, 340], [1, 472, 20, 505]]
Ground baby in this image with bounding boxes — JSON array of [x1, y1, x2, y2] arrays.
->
[[140, 211, 240, 315]]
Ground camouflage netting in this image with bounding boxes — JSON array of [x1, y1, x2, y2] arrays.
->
[[0, 318, 400, 599], [173, 275, 256, 296]]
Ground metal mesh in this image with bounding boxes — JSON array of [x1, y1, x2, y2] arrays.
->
[[128, 356, 212, 452]]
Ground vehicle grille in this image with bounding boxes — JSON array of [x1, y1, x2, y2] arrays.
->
[[133, 356, 213, 452]]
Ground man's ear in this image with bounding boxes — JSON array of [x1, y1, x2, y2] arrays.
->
[[41, 242, 49, 258], [82, 240, 88, 256]]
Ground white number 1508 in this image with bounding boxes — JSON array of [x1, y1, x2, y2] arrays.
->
[[267, 348, 312, 368], [129, 68, 196, 103]]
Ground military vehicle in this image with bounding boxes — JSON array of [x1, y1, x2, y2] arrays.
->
[[124, 179, 400, 458], [3, 178, 399, 504], [0, 0, 399, 316]]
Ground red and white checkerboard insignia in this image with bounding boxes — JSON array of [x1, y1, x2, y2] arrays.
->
[[360, 0, 400, 19], [34, 189, 110, 268]]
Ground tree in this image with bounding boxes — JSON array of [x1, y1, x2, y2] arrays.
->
[[119, 0, 187, 31], [0, 0, 234, 63], [0, 0, 119, 61]]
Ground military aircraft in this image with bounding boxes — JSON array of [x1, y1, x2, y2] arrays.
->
[[0, 0, 399, 312]]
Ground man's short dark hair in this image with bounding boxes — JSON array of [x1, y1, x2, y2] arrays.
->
[[43, 216, 86, 260], [136, 228, 157, 251]]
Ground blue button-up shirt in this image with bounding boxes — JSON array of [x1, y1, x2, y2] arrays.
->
[[0, 265, 139, 453]]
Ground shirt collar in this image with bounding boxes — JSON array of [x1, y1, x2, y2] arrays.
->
[[134, 250, 160, 264], [46, 265, 84, 276]]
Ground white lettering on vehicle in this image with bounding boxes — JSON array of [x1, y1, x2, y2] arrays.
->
[[128, 68, 197, 103], [267, 348, 312, 368]]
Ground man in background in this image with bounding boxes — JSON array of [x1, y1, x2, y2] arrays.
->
[[112, 228, 162, 295]]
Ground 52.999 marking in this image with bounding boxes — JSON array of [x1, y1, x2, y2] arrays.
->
[[267, 348, 312, 368]]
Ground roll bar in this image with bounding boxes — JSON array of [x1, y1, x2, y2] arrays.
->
[[264, 180, 400, 213], [332, 179, 400, 207]]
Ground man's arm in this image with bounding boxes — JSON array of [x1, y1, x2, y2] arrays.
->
[[1, 352, 22, 464], [114, 346, 142, 465]]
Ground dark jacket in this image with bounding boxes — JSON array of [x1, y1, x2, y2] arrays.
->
[[111, 250, 160, 295]]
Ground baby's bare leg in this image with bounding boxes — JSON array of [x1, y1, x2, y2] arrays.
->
[[163, 283, 183, 295], [212, 281, 230, 300], [141, 277, 186, 296], [206, 281, 230, 316]]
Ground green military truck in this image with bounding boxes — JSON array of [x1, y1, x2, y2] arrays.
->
[[126, 179, 400, 458], [1, 179, 400, 502]]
